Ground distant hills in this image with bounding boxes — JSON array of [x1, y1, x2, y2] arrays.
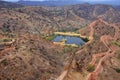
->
[[17, 0, 83, 6], [0, 1, 23, 8], [0, 1, 120, 35], [115, 6, 120, 11], [16, 0, 120, 6]]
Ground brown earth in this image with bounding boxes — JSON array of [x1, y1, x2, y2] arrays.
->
[[0, 2, 120, 80], [57, 19, 120, 80]]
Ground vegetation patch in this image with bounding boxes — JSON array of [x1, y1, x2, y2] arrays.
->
[[43, 72, 51, 77], [44, 34, 56, 41], [1, 59, 8, 66], [63, 45, 77, 53], [114, 68, 120, 73], [2, 38, 11, 42], [82, 37, 89, 42], [112, 41, 120, 47], [87, 64, 95, 72]]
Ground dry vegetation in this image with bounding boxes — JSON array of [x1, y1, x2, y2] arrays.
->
[[0, 2, 120, 80]]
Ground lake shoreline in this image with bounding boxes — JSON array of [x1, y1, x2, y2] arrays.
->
[[54, 32, 88, 39], [53, 32, 89, 47]]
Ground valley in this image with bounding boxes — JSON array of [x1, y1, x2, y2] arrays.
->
[[0, 1, 120, 80]]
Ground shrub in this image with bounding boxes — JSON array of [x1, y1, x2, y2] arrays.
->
[[63, 45, 77, 53], [112, 41, 120, 47], [1, 59, 8, 66], [114, 68, 120, 73], [87, 64, 95, 72], [45, 34, 56, 41], [82, 37, 89, 42], [2, 38, 9, 42]]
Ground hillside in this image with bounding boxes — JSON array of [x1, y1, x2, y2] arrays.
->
[[0, 1, 120, 80], [17, 0, 120, 6], [58, 19, 120, 80], [17, 0, 82, 6], [0, 1, 23, 8], [0, 33, 66, 80], [0, 3, 120, 35]]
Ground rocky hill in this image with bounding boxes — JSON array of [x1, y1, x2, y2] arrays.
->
[[0, 1, 23, 8], [0, 1, 120, 80], [0, 3, 120, 35], [17, 0, 120, 6], [17, 0, 82, 6], [59, 19, 120, 80]]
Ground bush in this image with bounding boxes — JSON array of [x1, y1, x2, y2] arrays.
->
[[2, 38, 9, 42], [63, 45, 77, 53], [114, 68, 120, 73], [112, 41, 120, 47], [45, 34, 56, 41], [82, 37, 89, 42], [1, 59, 8, 66], [87, 64, 95, 72]]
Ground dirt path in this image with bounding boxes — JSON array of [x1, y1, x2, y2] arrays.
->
[[0, 38, 16, 62], [56, 19, 119, 80], [86, 36, 115, 80], [56, 20, 101, 80], [56, 70, 68, 80], [86, 20, 119, 80], [99, 19, 119, 40]]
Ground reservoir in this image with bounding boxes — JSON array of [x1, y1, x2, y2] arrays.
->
[[52, 35, 86, 46]]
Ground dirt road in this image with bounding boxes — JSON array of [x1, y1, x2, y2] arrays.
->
[[86, 19, 119, 80]]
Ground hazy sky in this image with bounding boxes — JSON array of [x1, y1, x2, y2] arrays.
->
[[2, 0, 119, 2], [2, 0, 120, 5], [3, 0, 44, 2]]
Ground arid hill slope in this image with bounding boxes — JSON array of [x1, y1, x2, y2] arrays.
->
[[0, 33, 67, 80], [58, 19, 120, 80], [0, 1, 23, 8], [0, 2, 120, 80], [0, 3, 120, 35]]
